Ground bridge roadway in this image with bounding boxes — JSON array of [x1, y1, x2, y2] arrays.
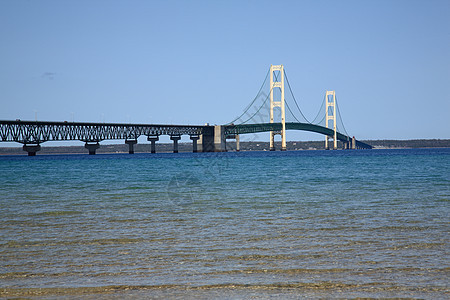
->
[[0, 120, 207, 155], [0, 120, 371, 155], [223, 122, 373, 150]]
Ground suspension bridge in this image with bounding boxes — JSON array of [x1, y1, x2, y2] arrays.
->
[[0, 64, 372, 155]]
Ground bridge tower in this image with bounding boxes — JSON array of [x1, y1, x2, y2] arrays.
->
[[269, 64, 286, 151], [325, 90, 337, 150]]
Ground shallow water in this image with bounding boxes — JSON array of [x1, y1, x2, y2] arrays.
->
[[0, 149, 449, 298]]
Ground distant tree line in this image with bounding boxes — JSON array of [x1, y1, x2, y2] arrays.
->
[[366, 139, 450, 149], [0, 139, 449, 155]]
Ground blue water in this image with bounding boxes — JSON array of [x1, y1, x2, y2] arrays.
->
[[0, 149, 449, 298]]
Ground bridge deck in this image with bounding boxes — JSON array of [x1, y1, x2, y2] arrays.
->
[[0, 120, 372, 150], [0, 120, 205, 144], [223, 122, 372, 149]]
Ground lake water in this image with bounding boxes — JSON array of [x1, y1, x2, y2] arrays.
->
[[0, 148, 449, 299]]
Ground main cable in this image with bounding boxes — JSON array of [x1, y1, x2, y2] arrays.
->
[[311, 94, 326, 124], [284, 69, 310, 123], [335, 95, 350, 137], [238, 72, 281, 124], [226, 68, 270, 125]]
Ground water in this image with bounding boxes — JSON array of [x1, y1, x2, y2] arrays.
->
[[0, 149, 449, 299]]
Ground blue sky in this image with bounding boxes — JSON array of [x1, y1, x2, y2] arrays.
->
[[1, 0, 449, 143]]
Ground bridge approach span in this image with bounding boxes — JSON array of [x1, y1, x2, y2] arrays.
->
[[0, 120, 211, 155], [0, 120, 205, 143]]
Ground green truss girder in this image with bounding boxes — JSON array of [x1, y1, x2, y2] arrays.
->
[[223, 122, 372, 149]]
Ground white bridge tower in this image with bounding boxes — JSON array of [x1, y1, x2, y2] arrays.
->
[[269, 64, 286, 151], [325, 90, 337, 150]]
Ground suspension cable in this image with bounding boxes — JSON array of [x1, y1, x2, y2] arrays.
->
[[226, 68, 270, 125], [283, 69, 310, 123], [270, 70, 303, 123], [285, 101, 302, 123], [311, 93, 326, 124], [315, 112, 326, 126], [238, 86, 271, 124], [335, 95, 350, 137], [238, 74, 280, 124]]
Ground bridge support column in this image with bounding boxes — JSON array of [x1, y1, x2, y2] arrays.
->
[[269, 64, 286, 151], [23, 144, 41, 156], [125, 139, 137, 154], [270, 132, 287, 151], [200, 126, 215, 152], [325, 91, 337, 150], [198, 134, 203, 152], [352, 136, 356, 149], [85, 142, 100, 155], [190, 135, 200, 153], [170, 135, 181, 153], [224, 134, 240, 152], [147, 135, 159, 153], [325, 137, 337, 150], [270, 132, 276, 151], [214, 125, 225, 152]]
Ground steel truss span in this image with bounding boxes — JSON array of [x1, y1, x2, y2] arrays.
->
[[0, 120, 204, 144], [223, 122, 373, 149]]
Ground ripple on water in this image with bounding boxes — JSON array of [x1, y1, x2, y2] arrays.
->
[[0, 149, 449, 298]]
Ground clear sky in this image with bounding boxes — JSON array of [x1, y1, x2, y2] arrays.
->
[[1, 0, 449, 143]]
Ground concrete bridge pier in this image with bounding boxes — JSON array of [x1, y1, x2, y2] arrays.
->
[[190, 135, 200, 153], [197, 135, 203, 152], [125, 139, 138, 154], [214, 125, 225, 152], [325, 136, 337, 150], [191, 125, 225, 153], [270, 134, 276, 151], [85, 142, 100, 155], [270, 132, 285, 151], [351, 136, 356, 149], [23, 144, 41, 156], [200, 126, 215, 152], [147, 135, 159, 153], [170, 135, 181, 153], [224, 134, 240, 152]]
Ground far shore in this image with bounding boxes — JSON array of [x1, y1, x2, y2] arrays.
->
[[0, 139, 449, 155]]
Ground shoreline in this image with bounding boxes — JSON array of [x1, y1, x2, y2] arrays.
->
[[0, 139, 449, 155]]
